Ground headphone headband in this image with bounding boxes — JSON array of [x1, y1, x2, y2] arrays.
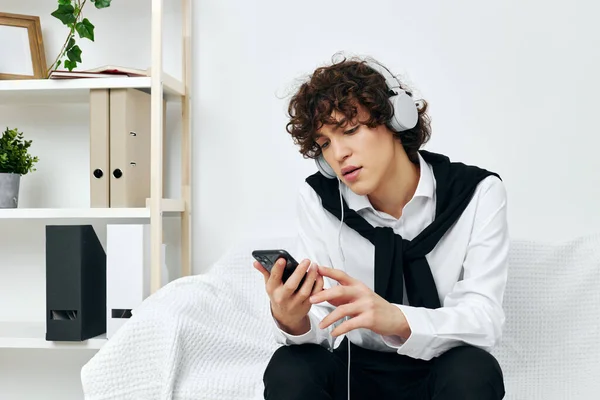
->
[[364, 60, 403, 93]]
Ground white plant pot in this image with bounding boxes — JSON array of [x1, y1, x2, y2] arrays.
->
[[0, 172, 21, 208]]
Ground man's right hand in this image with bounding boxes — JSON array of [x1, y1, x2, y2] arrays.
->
[[254, 258, 324, 335]]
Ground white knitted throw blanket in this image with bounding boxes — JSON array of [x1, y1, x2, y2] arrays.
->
[[81, 237, 286, 400]]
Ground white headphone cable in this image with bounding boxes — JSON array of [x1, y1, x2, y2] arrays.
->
[[337, 178, 351, 400], [337, 179, 345, 263]]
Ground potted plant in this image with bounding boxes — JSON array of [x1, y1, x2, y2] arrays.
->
[[0, 127, 39, 208]]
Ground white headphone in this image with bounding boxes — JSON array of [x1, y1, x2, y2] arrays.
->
[[315, 60, 419, 179]]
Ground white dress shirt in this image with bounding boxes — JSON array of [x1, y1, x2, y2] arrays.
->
[[272, 152, 510, 361]]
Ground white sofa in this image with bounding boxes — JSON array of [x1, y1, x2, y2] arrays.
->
[[81, 234, 600, 399]]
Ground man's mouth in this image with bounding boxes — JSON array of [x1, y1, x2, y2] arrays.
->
[[342, 166, 361, 176], [341, 167, 362, 182]]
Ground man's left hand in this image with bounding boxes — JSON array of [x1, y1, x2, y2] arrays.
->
[[310, 265, 411, 339]]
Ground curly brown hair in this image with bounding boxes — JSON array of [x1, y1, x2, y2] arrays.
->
[[286, 55, 432, 164]]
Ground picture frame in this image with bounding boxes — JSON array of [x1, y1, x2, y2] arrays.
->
[[0, 12, 48, 80]]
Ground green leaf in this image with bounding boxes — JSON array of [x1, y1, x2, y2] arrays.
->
[[67, 45, 82, 63], [0, 127, 39, 175], [64, 59, 77, 71], [92, 0, 112, 9], [76, 18, 95, 41], [67, 36, 76, 51], [51, 4, 76, 25]]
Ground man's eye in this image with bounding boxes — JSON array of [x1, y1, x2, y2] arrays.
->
[[344, 126, 359, 135], [320, 141, 329, 149]]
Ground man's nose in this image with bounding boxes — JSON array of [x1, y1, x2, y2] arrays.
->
[[331, 140, 351, 163]]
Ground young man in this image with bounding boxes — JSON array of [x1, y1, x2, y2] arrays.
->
[[254, 55, 509, 400]]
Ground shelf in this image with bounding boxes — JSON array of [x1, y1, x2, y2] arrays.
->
[[0, 321, 106, 350], [0, 199, 185, 220], [0, 73, 185, 105]]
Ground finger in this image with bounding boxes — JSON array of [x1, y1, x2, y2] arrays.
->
[[283, 259, 311, 293], [319, 303, 358, 330], [316, 265, 357, 286], [253, 261, 270, 285], [296, 261, 320, 300], [311, 274, 324, 295], [310, 285, 357, 306], [331, 314, 366, 338], [266, 258, 286, 292]]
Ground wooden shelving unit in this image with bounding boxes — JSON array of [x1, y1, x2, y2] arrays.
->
[[0, 0, 193, 352]]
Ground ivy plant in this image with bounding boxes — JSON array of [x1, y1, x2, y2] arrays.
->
[[0, 128, 39, 176], [47, 0, 113, 75]]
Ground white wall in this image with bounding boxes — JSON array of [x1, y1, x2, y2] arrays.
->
[[195, 0, 600, 273], [1, 0, 599, 398]]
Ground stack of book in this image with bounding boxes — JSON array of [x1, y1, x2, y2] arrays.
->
[[48, 65, 149, 79]]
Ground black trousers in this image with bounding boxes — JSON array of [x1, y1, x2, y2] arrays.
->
[[263, 338, 505, 400]]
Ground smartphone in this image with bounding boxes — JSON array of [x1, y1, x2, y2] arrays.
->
[[252, 249, 303, 284]]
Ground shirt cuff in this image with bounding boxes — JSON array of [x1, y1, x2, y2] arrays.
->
[[272, 311, 319, 345], [381, 304, 434, 360]]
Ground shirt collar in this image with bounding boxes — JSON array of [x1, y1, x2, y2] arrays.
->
[[342, 151, 435, 212], [413, 151, 435, 200]]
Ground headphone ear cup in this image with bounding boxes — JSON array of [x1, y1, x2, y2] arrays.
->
[[315, 155, 336, 179], [388, 90, 419, 132]]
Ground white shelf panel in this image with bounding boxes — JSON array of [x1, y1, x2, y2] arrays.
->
[[0, 74, 185, 105], [0, 208, 152, 220], [0, 199, 185, 220], [0, 321, 106, 350]]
